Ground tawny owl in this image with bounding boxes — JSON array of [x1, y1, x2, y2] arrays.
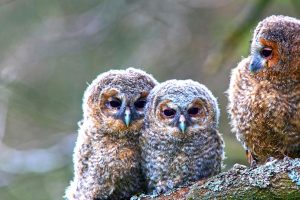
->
[[227, 15, 300, 166], [65, 68, 158, 200], [140, 79, 224, 194]]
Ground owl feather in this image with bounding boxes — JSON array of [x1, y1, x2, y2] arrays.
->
[[227, 15, 300, 165], [141, 79, 224, 194], [65, 68, 158, 200]]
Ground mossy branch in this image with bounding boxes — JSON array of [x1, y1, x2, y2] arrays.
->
[[136, 158, 300, 199]]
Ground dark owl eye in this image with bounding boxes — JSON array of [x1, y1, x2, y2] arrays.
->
[[107, 99, 122, 109], [163, 109, 176, 118], [188, 107, 199, 116], [134, 99, 146, 109], [260, 47, 272, 58]]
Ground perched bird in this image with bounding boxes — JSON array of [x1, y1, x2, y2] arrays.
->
[[65, 68, 158, 200], [227, 15, 300, 166], [140, 79, 224, 194]]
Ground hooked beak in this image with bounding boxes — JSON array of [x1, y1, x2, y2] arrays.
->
[[179, 115, 186, 133], [249, 54, 265, 73], [124, 107, 131, 127]]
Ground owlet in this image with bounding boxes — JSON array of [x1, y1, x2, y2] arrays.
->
[[140, 79, 224, 194], [65, 68, 158, 200], [228, 15, 300, 165]]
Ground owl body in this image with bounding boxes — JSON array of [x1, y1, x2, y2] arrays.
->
[[141, 80, 224, 194], [65, 68, 158, 200], [228, 15, 300, 165]]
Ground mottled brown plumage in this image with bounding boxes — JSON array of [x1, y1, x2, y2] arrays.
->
[[65, 68, 158, 200], [228, 15, 300, 165], [141, 80, 224, 194]]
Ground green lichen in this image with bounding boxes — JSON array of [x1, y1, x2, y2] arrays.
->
[[203, 179, 224, 192], [139, 159, 300, 199], [288, 170, 300, 186], [186, 158, 300, 199]]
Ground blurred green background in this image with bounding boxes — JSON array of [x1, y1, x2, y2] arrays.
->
[[0, 0, 298, 199]]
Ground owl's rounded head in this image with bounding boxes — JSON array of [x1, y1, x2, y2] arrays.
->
[[145, 79, 219, 138], [83, 67, 158, 135], [249, 15, 300, 79]]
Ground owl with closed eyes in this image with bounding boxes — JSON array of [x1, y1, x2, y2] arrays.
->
[[65, 68, 158, 200], [140, 79, 224, 195], [227, 15, 300, 166]]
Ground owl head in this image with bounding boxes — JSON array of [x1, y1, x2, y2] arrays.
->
[[145, 79, 219, 139], [83, 68, 158, 135], [249, 15, 300, 79]]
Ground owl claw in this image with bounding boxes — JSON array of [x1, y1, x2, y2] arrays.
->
[[265, 157, 278, 166], [283, 155, 291, 161], [265, 156, 276, 163]]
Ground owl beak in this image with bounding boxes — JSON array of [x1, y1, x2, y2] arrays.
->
[[179, 115, 186, 133], [249, 54, 265, 73], [124, 107, 131, 127]]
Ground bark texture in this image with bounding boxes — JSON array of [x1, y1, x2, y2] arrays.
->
[[134, 158, 300, 199]]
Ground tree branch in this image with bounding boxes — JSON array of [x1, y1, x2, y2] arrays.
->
[[136, 158, 300, 199]]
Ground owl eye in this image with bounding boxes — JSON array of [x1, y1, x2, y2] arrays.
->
[[163, 109, 176, 118], [107, 98, 122, 109], [188, 107, 199, 116], [260, 47, 272, 59], [134, 99, 146, 109]]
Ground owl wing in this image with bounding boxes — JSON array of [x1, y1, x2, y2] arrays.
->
[[284, 98, 300, 157]]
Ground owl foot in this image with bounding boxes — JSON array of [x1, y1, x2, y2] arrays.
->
[[283, 155, 292, 162], [265, 157, 278, 166], [265, 156, 276, 162], [246, 150, 257, 168]]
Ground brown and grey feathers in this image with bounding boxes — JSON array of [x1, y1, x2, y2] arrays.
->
[[141, 79, 224, 194], [227, 15, 300, 165], [65, 68, 158, 200]]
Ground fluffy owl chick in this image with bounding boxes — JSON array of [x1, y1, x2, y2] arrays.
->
[[140, 79, 224, 194], [228, 15, 300, 166], [65, 68, 158, 200]]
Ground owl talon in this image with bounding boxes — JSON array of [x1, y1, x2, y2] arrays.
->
[[283, 155, 291, 162], [265, 157, 278, 166], [265, 156, 276, 163]]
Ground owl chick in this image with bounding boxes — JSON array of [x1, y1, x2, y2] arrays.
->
[[228, 15, 300, 166], [65, 68, 158, 200], [140, 79, 224, 194]]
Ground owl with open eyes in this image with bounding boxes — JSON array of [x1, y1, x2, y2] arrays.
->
[[228, 15, 300, 166], [140, 79, 224, 194], [65, 68, 158, 200]]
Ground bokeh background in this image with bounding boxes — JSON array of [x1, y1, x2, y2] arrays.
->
[[0, 0, 299, 199]]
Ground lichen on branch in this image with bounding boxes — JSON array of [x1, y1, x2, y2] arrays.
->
[[135, 158, 300, 199]]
